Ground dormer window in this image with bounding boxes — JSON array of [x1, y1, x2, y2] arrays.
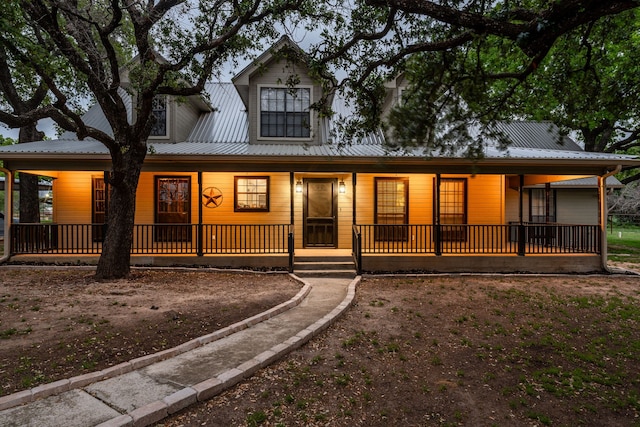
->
[[150, 96, 168, 137], [259, 87, 310, 138]]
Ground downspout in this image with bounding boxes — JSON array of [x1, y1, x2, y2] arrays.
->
[[599, 165, 622, 272], [0, 166, 13, 263]]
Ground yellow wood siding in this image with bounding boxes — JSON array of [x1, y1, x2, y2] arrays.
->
[[54, 171, 95, 224], [462, 174, 504, 224], [51, 171, 510, 252], [354, 173, 504, 225]]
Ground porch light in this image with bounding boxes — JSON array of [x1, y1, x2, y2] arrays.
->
[[296, 179, 303, 193], [339, 179, 346, 193]]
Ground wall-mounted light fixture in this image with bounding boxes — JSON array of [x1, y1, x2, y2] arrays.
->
[[296, 179, 303, 193], [339, 179, 346, 193]]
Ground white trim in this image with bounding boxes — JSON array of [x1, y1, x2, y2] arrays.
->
[[256, 84, 314, 142]]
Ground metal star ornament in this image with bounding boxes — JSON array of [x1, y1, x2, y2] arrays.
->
[[202, 187, 223, 208]]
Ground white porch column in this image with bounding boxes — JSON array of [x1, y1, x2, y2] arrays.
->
[[1, 167, 13, 262], [599, 166, 622, 271]]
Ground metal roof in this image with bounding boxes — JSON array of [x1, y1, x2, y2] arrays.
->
[[0, 83, 638, 170], [494, 121, 583, 151]]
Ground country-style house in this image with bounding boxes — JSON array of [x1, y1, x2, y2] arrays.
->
[[1, 36, 638, 274]]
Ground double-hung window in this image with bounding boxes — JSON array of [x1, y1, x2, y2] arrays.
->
[[235, 176, 269, 212], [260, 87, 310, 138], [91, 176, 110, 242], [150, 96, 167, 137], [375, 178, 409, 241], [438, 178, 467, 241], [529, 188, 556, 223]]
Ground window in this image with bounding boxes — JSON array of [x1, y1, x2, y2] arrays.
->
[[375, 178, 408, 241], [235, 176, 269, 212], [155, 176, 191, 241], [260, 87, 310, 138], [92, 176, 110, 242], [529, 188, 556, 223], [438, 178, 467, 241], [150, 96, 167, 137]]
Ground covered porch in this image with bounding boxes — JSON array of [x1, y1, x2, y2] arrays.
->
[[7, 221, 602, 274]]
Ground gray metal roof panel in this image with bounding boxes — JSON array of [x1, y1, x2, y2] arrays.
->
[[2, 138, 638, 164], [494, 121, 582, 151], [1, 82, 637, 165]]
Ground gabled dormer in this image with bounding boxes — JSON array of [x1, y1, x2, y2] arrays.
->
[[232, 36, 333, 145], [382, 73, 408, 118], [119, 53, 212, 144]]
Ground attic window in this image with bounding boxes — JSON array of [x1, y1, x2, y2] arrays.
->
[[260, 87, 310, 138], [150, 96, 167, 137]]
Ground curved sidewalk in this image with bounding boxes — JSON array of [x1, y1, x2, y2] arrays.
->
[[0, 275, 359, 427]]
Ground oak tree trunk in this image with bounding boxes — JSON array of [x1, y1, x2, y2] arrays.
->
[[95, 141, 147, 280], [18, 125, 44, 223]]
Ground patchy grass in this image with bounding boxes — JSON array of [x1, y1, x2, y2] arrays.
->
[[162, 275, 640, 427], [608, 225, 640, 264]]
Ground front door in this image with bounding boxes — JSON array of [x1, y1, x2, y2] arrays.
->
[[303, 178, 338, 247], [155, 176, 191, 242]]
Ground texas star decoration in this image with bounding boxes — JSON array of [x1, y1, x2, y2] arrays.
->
[[202, 187, 223, 208]]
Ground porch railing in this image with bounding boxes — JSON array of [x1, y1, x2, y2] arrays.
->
[[11, 223, 600, 262], [11, 223, 293, 256], [352, 224, 601, 255]]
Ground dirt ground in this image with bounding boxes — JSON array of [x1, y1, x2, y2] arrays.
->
[[157, 273, 640, 427], [2, 266, 640, 426], [0, 268, 302, 397]]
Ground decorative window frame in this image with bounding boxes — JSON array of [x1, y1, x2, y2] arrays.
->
[[234, 176, 270, 212], [257, 85, 313, 142], [155, 176, 191, 222]]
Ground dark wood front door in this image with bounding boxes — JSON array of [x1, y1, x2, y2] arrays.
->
[[303, 178, 337, 247]]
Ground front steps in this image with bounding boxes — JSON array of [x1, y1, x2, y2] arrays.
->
[[293, 254, 357, 278]]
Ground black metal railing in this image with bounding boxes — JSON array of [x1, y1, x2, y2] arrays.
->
[[11, 223, 292, 255], [352, 225, 362, 275], [353, 224, 601, 255], [11, 223, 600, 257]]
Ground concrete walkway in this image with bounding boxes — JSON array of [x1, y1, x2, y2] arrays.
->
[[0, 275, 359, 427]]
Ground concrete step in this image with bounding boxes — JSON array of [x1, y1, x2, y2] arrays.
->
[[294, 261, 355, 271], [293, 256, 357, 278], [294, 269, 357, 279]]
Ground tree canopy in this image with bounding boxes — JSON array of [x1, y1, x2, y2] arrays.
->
[[313, 0, 640, 161], [0, 0, 327, 278]]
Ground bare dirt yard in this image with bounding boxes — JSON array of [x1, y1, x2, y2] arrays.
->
[[2, 267, 640, 426], [0, 268, 302, 397]]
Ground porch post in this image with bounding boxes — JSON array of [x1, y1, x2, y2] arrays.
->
[[598, 174, 607, 269], [289, 172, 295, 270], [518, 175, 525, 256], [352, 173, 357, 225], [1, 167, 13, 261], [599, 166, 622, 271], [435, 174, 442, 256], [197, 171, 203, 256], [290, 172, 295, 225]]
